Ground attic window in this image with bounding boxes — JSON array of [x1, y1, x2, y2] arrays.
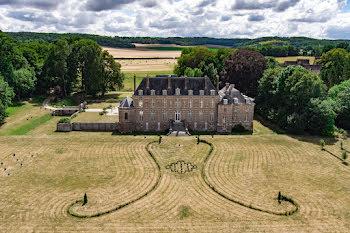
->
[[138, 90, 143, 96], [210, 90, 216, 96], [151, 89, 156, 96], [234, 98, 238, 104], [162, 90, 167, 96], [188, 90, 193, 96], [200, 90, 204, 96], [223, 99, 228, 105], [175, 88, 181, 95]]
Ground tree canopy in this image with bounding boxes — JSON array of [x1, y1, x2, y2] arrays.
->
[[0, 74, 14, 123], [328, 79, 350, 129], [221, 49, 267, 97]]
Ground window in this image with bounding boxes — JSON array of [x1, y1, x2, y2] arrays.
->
[[223, 99, 228, 105], [175, 88, 181, 95], [234, 98, 238, 104], [124, 112, 128, 120], [139, 100, 143, 108], [146, 122, 149, 131], [194, 122, 197, 129], [175, 99, 180, 108], [163, 112, 167, 121], [189, 99, 193, 108], [188, 112, 192, 122], [200, 99, 203, 108], [157, 122, 161, 131], [151, 112, 155, 122], [210, 90, 216, 96], [246, 106, 249, 112], [245, 114, 248, 122], [151, 99, 155, 108], [151, 89, 155, 95], [205, 122, 208, 130], [224, 108, 227, 113], [200, 90, 204, 96], [211, 99, 215, 108], [139, 111, 143, 121], [210, 112, 214, 122], [138, 90, 143, 96], [162, 90, 167, 96], [199, 111, 203, 122], [163, 99, 167, 108], [223, 116, 226, 124], [233, 114, 238, 122], [188, 90, 193, 95]]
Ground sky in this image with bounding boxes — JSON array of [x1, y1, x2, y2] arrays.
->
[[0, 0, 350, 39]]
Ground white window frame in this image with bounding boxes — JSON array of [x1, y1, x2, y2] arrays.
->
[[210, 112, 214, 122], [139, 111, 144, 121], [139, 100, 143, 108]]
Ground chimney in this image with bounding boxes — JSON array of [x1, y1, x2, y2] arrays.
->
[[216, 75, 219, 91], [133, 74, 136, 92], [184, 76, 188, 89], [146, 75, 150, 89], [204, 75, 208, 89], [168, 75, 171, 89]]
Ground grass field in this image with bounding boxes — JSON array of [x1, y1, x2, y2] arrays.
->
[[0, 113, 350, 231], [122, 71, 174, 91], [276, 56, 316, 65]]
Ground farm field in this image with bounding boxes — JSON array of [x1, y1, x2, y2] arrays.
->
[[0, 118, 350, 231], [275, 56, 316, 65], [102, 47, 181, 58], [116, 59, 177, 72]]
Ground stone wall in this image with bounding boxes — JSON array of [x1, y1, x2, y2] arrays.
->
[[56, 122, 118, 132]]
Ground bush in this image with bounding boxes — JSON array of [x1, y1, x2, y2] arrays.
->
[[232, 124, 247, 133], [320, 139, 325, 150], [58, 118, 71, 124]]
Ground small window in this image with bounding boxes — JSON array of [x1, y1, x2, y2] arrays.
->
[[210, 90, 216, 96], [200, 99, 203, 108], [163, 112, 167, 121], [233, 114, 238, 122], [125, 112, 128, 120], [234, 98, 238, 104], [151, 112, 155, 122], [163, 99, 167, 108], [200, 90, 204, 96], [210, 112, 214, 122], [139, 111, 143, 121], [189, 99, 193, 108], [139, 100, 143, 108], [151, 89, 156, 96], [151, 99, 155, 108], [246, 106, 249, 112], [188, 90, 193, 96], [194, 122, 197, 129], [176, 88, 181, 95], [188, 112, 192, 122], [138, 90, 143, 96], [211, 99, 215, 108], [245, 114, 248, 122], [199, 111, 203, 122], [223, 99, 228, 105], [223, 116, 226, 124], [162, 90, 167, 96]]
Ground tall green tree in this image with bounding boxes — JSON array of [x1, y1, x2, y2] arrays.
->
[[100, 50, 124, 96], [320, 48, 349, 88], [0, 74, 14, 123], [13, 68, 36, 100], [328, 79, 350, 129]]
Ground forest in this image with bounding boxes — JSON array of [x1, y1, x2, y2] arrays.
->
[[0, 31, 124, 123]]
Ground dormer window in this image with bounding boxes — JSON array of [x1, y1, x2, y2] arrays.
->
[[162, 90, 167, 96], [138, 90, 143, 96], [200, 90, 204, 96], [151, 89, 156, 96], [234, 98, 238, 104], [223, 99, 228, 105], [188, 90, 193, 96], [210, 90, 216, 96], [175, 88, 181, 95]]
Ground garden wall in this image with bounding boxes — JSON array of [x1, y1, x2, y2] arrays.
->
[[56, 122, 119, 132]]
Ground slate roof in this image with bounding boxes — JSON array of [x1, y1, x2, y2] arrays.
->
[[218, 84, 254, 105], [119, 96, 134, 108], [134, 76, 218, 96]]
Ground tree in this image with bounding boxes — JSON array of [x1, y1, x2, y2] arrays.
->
[[100, 50, 124, 96], [265, 57, 280, 69], [83, 193, 88, 206], [13, 68, 36, 100], [319, 48, 349, 88], [328, 79, 350, 129], [343, 150, 348, 160], [221, 49, 266, 97], [184, 67, 195, 77], [0, 74, 14, 123], [256, 65, 334, 136]]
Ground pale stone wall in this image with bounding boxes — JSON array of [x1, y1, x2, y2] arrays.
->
[[217, 103, 255, 132]]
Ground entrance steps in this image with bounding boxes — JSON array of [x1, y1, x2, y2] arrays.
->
[[168, 121, 191, 137]]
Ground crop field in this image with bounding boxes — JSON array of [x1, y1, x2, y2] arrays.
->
[[275, 56, 316, 65], [1, 120, 350, 232], [116, 59, 177, 72]]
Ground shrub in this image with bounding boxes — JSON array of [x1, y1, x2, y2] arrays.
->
[[83, 193, 88, 206], [232, 124, 247, 133], [320, 139, 325, 150], [342, 150, 348, 160], [58, 118, 71, 124]]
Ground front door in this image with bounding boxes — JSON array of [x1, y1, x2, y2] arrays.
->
[[175, 111, 181, 122]]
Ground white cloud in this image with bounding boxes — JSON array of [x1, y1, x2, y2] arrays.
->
[[0, 0, 349, 39]]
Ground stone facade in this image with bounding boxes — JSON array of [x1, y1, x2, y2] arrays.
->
[[118, 76, 254, 133]]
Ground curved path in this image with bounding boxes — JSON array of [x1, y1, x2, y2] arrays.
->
[[67, 138, 299, 218], [67, 141, 161, 218]]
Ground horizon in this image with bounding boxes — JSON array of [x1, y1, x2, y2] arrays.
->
[[0, 0, 350, 40]]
